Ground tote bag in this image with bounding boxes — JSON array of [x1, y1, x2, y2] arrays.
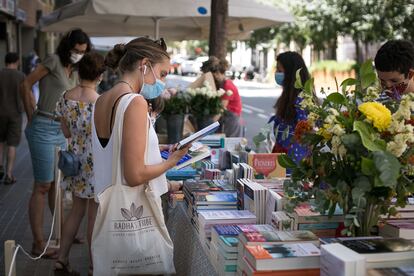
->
[[92, 94, 175, 275]]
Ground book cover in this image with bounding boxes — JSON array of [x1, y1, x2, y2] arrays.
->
[[320, 243, 366, 276], [195, 191, 237, 204], [245, 243, 320, 271], [247, 153, 286, 178], [342, 238, 414, 254]]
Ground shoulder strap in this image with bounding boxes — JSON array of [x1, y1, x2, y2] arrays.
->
[[111, 94, 149, 186], [109, 92, 131, 133]]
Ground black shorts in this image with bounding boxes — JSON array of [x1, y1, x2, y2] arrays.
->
[[0, 115, 23, 146]]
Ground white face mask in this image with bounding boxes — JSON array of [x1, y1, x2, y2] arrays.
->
[[70, 52, 84, 64]]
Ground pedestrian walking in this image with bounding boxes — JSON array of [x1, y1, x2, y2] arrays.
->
[[0, 52, 25, 184]]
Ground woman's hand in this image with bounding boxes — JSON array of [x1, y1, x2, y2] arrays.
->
[[167, 144, 191, 168], [159, 144, 172, 152]]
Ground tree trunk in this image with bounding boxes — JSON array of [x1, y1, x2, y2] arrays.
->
[[208, 0, 229, 59], [355, 39, 362, 64]]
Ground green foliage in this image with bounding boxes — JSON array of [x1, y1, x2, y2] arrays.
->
[[253, 0, 414, 58], [189, 93, 223, 118], [162, 92, 190, 115], [278, 59, 414, 236]]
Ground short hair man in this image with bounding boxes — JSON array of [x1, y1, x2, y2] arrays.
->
[[374, 40, 414, 100], [0, 52, 25, 184]]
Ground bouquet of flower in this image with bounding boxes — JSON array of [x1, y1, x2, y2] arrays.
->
[[162, 88, 191, 115], [186, 80, 232, 118], [278, 60, 414, 236]]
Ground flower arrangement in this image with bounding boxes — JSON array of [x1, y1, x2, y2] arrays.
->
[[278, 60, 414, 236], [186, 80, 231, 119], [162, 88, 191, 115]]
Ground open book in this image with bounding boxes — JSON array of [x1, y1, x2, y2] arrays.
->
[[176, 121, 220, 150]]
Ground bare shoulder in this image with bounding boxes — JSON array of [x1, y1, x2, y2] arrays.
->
[[124, 95, 148, 120]]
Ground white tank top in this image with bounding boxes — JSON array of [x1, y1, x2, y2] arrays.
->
[[91, 94, 168, 202]]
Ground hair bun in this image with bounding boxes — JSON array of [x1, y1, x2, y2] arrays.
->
[[105, 43, 126, 70]]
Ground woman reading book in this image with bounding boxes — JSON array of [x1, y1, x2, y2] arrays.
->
[[92, 37, 190, 274]]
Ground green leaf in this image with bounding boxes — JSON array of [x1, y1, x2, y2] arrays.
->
[[340, 78, 357, 87], [353, 176, 371, 192], [278, 154, 297, 169], [360, 60, 374, 77], [304, 78, 314, 95], [353, 217, 360, 227], [353, 121, 386, 151], [373, 151, 401, 187], [294, 68, 303, 89], [326, 93, 346, 105], [253, 132, 266, 147], [352, 187, 367, 208], [341, 78, 357, 94], [361, 157, 376, 176], [341, 133, 361, 148], [361, 72, 377, 90]]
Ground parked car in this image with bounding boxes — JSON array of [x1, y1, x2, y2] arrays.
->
[[181, 56, 208, 76]]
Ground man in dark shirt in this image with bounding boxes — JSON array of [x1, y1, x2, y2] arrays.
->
[[0, 52, 25, 184]]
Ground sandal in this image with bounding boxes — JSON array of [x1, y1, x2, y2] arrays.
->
[[54, 260, 80, 276], [4, 175, 16, 185]]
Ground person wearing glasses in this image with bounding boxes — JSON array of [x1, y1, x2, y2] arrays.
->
[[20, 28, 91, 259]]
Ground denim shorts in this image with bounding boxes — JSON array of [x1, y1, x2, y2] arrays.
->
[[25, 115, 66, 183]]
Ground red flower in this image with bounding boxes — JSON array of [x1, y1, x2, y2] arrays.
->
[[294, 120, 312, 143]]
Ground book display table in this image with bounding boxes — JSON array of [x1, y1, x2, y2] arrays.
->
[[167, 201, 218, 276]]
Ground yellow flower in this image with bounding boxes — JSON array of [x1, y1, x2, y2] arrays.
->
[[318, 125, 332, 140], [358, 102, 391, 131]]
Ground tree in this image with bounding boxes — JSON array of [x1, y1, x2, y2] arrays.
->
[[208, 0, 228, 59]]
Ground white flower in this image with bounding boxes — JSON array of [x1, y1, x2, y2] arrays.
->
[[226, 89, 233, 96], [363, 86, 381, 101], [330, 135, 347, 158], [331, 124, 346, 136], [308, 112, 319, 126]]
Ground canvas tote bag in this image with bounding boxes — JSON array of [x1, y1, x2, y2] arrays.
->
[[92, 94, 175, 275]]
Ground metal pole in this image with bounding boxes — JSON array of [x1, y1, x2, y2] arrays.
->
[[153, 17, 160, 39]]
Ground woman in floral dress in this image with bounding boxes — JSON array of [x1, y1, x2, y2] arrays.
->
[[54, 52, 105, 275]]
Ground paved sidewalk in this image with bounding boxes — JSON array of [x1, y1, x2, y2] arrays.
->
[[0, 131, 89, 276]]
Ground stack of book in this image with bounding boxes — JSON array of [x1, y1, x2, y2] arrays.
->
[[197, 210, 256, 251], [379, 220, 414, 240], [238, 243, 320, 276], [183, 179, 237, 221], [210, 224, 275, 275], [321, 238, 414, 274], [200, 133, 225, 147], [241, 179, 267, 224], [271, 211, 294, 231], [289, 203, 344, 237], [203, 168, 222, 179], [166, 167, 198, 180]]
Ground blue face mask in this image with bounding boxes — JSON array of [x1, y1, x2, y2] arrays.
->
[[275, 72, 284, 86], [140, 64, 165, 99]]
